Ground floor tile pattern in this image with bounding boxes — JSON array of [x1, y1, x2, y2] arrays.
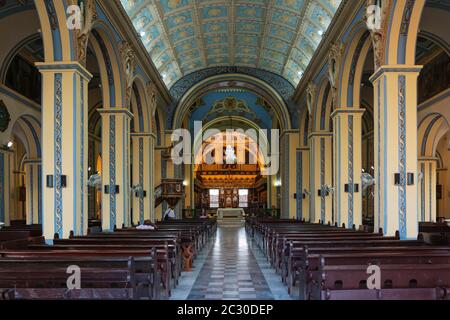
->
[[183, 227, 289, 300]]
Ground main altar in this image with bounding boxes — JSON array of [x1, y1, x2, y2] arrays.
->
[[217, 208, 245, 227]]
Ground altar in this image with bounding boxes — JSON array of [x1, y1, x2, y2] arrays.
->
[[217, 208, 245, 219], [216, 208, 245, 227]]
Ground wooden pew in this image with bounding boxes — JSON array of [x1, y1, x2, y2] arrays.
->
[[0, 248, 161, 299], [0, 257, 138, 300], [310, 261, 450, 300]]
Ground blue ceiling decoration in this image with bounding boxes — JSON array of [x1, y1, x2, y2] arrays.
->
[[169, 66, 295, 102], [189, 91, 274, 132], [120, 0, 342, 88]]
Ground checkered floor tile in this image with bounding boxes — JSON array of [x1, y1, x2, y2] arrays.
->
[[184, 226, 289, 300]]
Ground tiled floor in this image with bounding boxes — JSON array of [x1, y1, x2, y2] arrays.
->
[[171, 226, 291, 300]]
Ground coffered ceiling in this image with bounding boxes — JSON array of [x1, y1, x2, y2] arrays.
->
[[120, 0, 341, 88]]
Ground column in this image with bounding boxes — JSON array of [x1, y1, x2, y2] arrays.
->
[[332, 108, 364, 229], [280, 131, 299, 219], [24, 159, 42, 225], [370, 66, 422, 239], [131, 132, 156, 224], [309, 132, 333, 224], [418, 158, 437, 223], [37, 62, 91, 240], [0, 150, 13, 226], [99, 108, 133, 231], [296, 147, 310, 221]]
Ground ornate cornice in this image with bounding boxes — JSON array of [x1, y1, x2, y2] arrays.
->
[[169, 66, 295, 103]]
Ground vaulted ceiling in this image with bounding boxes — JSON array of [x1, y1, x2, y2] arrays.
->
[[120, 0, 341, 88]]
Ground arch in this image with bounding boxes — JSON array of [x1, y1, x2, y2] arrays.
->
[[418, 113, 450, 157], [172, 73, 292, 131], [338, 22, 372, 108], [130, 75, 151, 133], [10, 115, 42, 159], [89, 22, 124, 109], [313, 77, 332, 132], [34, 0, 75, 62], [384, 0, 427, 66], [0, 33, 42, 84], [192, 116, 271, 169]]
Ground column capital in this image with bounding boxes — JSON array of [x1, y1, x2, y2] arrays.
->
[[97, 108, 134, 119], [35, 61, 93, 81], [418, 156, 439, 162], [23, 158, 42, 165], [309, 131, 333, 139], [131, 132, 157, 140], [370, 65, 423, 83], [331, 108, 365, 119]]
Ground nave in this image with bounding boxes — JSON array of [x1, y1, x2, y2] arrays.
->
[[173, 226, 291, 301]]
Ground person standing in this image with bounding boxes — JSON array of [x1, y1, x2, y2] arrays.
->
[[163, 206, 176, 221]]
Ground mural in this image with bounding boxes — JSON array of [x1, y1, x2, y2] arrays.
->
[[120, 0, 341, 87]]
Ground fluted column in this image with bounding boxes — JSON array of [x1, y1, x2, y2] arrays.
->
[[24, 159, 42, 225], [309, 132, 333, 224], [131, 132, 156, 224], [332, 108, 364, 229], [37, 62, 91, 239], [370, 65, 422, 239], [418, 158, 437, 223], [280, 131, 299, 219], [98, 108, 133, 231]]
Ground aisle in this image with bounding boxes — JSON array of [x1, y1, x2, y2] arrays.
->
[[171, 226, 291, 300]]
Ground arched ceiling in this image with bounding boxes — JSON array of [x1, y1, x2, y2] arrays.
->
[[120, 0, 342, 88]]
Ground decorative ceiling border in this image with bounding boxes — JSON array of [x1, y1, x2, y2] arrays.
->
[[169, 66, 295, 102]]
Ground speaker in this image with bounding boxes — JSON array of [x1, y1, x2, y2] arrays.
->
[[407, 173, 414, 186], [61, 175, 67, 188], [104, 185, 110, 194], [46, 175, 54, 188], [394, 173, 401, 185]]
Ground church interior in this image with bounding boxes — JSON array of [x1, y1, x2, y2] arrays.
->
[[0, 0, 449, 302]]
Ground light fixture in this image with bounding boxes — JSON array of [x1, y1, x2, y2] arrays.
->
[[6, 141, 13, 149], [297, 70, 304, 77], [88, 166, 92, 172], [318, 30, 324, 36], [183, 180, 188, 186], [140, 31, 146, 37]]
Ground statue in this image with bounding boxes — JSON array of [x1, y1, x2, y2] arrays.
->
[[87, 172, 101, 190], [224, 145, 237, 164], [362, 172, 375, 191]]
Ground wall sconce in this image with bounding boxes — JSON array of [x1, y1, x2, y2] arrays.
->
[[344, 183, 359, 193], [104, 185, 120, 194]]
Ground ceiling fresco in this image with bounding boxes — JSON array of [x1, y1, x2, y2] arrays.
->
[[120, 0, 342, 88]]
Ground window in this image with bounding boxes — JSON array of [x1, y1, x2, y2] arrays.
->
[[209, 189, 220, 208], [239, 189, 249, 208]]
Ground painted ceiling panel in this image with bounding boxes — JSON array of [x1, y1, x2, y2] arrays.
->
[[120, 0, 341, 88]]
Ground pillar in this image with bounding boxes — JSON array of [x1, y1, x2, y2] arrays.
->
[[418, 158, 437, 223], [280, 131, 299, 219], [98, 108, 133, 231], [131, 132, 156, 224], [332, 108, 364, 229], [37, 62, 91, 239], [24, 159, 42, 225], [370, 65, 422, 239], [296, 147, 310, 221], [309, 132, 333, 224], [0, 150, 13, 226]]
